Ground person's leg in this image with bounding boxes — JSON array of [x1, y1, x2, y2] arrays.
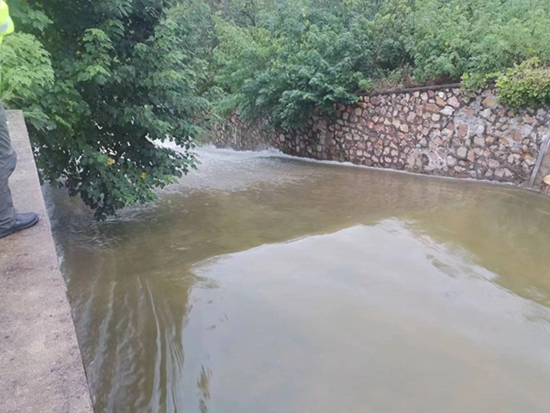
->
[[0, 101, 38, 238], [0, 101, 15, 230], [0, 162, 16, 230]]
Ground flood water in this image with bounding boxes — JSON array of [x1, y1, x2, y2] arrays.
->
[[47, 148, 550, 413]]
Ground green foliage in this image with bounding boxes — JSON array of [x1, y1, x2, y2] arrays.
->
[[0, 33, 54, 120], [213, 0, 384, 129], [496, 58, 550, 108], [407, 0, 550, 84], [206, 0, 274, 27], [10, 0, 211, 219], [9, 2, 52, 32]]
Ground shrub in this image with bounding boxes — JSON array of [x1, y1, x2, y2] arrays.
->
[[497, 58, 550, 108], [213, 0, 388, 129]]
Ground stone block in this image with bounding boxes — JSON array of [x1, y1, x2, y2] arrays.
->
[[448, 96, 460, 108], [447, 156, 457, 166], [457, 124, 469, 138], [426, 103, 440, 113], [440, 106, 454, 116], [480, 108, 492, 119], [487, 159, 500, 168], [457, 147, 468, 159], [473, 136, 485, 147], [523, 115, 535, 124], [474, 125, 486, 136], [521, 125, 533, 138], [512, 130, 523, 141]]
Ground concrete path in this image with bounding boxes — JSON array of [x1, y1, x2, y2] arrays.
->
[[0, 111, 93, 413]]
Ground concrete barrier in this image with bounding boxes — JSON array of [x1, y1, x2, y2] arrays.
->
[[0, 111, 93, 413]]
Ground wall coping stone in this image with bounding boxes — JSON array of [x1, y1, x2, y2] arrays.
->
[[357, 83, 462, 97]]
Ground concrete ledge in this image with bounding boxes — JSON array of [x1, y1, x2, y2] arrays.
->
[[0, 111, 93, 413]]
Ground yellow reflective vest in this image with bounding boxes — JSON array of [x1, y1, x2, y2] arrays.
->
[[0, 0, 14, 45]]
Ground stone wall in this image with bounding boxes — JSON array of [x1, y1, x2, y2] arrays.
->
[[208, 87, 550, 188]]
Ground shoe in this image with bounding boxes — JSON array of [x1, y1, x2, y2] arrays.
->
[[0, 212, 39, 239]]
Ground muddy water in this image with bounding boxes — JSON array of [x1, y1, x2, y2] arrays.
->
[[48, 148, 550, 413]]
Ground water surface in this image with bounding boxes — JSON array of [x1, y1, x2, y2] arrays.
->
[[48, 148, 550, 413]]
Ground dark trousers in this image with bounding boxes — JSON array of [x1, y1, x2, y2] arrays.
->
[[0, 101, 15, 230]]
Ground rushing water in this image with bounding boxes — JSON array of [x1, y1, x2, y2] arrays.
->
[[48, 148, 550, 413]]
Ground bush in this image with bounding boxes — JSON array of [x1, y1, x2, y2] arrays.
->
[[213, 0, 384, 129], [497, 58, 550, 108], [407, 0, 550, 85]]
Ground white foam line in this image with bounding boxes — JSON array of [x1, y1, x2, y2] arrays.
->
[[164, 141, 544, 196]]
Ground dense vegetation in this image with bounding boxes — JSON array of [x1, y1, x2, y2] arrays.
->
[[211, 0, 550, 128], [3, 0, 211, 218], [2, 0, 550, 217]]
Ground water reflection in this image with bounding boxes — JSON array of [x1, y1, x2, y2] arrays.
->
[[47, 148, 550, 413], [190, 222, 550, 413]]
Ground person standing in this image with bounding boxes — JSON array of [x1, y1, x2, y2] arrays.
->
[[0, 0, 38, 239]]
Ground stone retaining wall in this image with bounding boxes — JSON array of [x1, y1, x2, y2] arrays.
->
[[209, 87, 550, 188]]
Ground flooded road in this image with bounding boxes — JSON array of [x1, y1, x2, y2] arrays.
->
[[48, 148, 550, 413]]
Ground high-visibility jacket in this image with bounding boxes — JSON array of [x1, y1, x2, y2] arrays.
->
[[0, 1, 14, 45]]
